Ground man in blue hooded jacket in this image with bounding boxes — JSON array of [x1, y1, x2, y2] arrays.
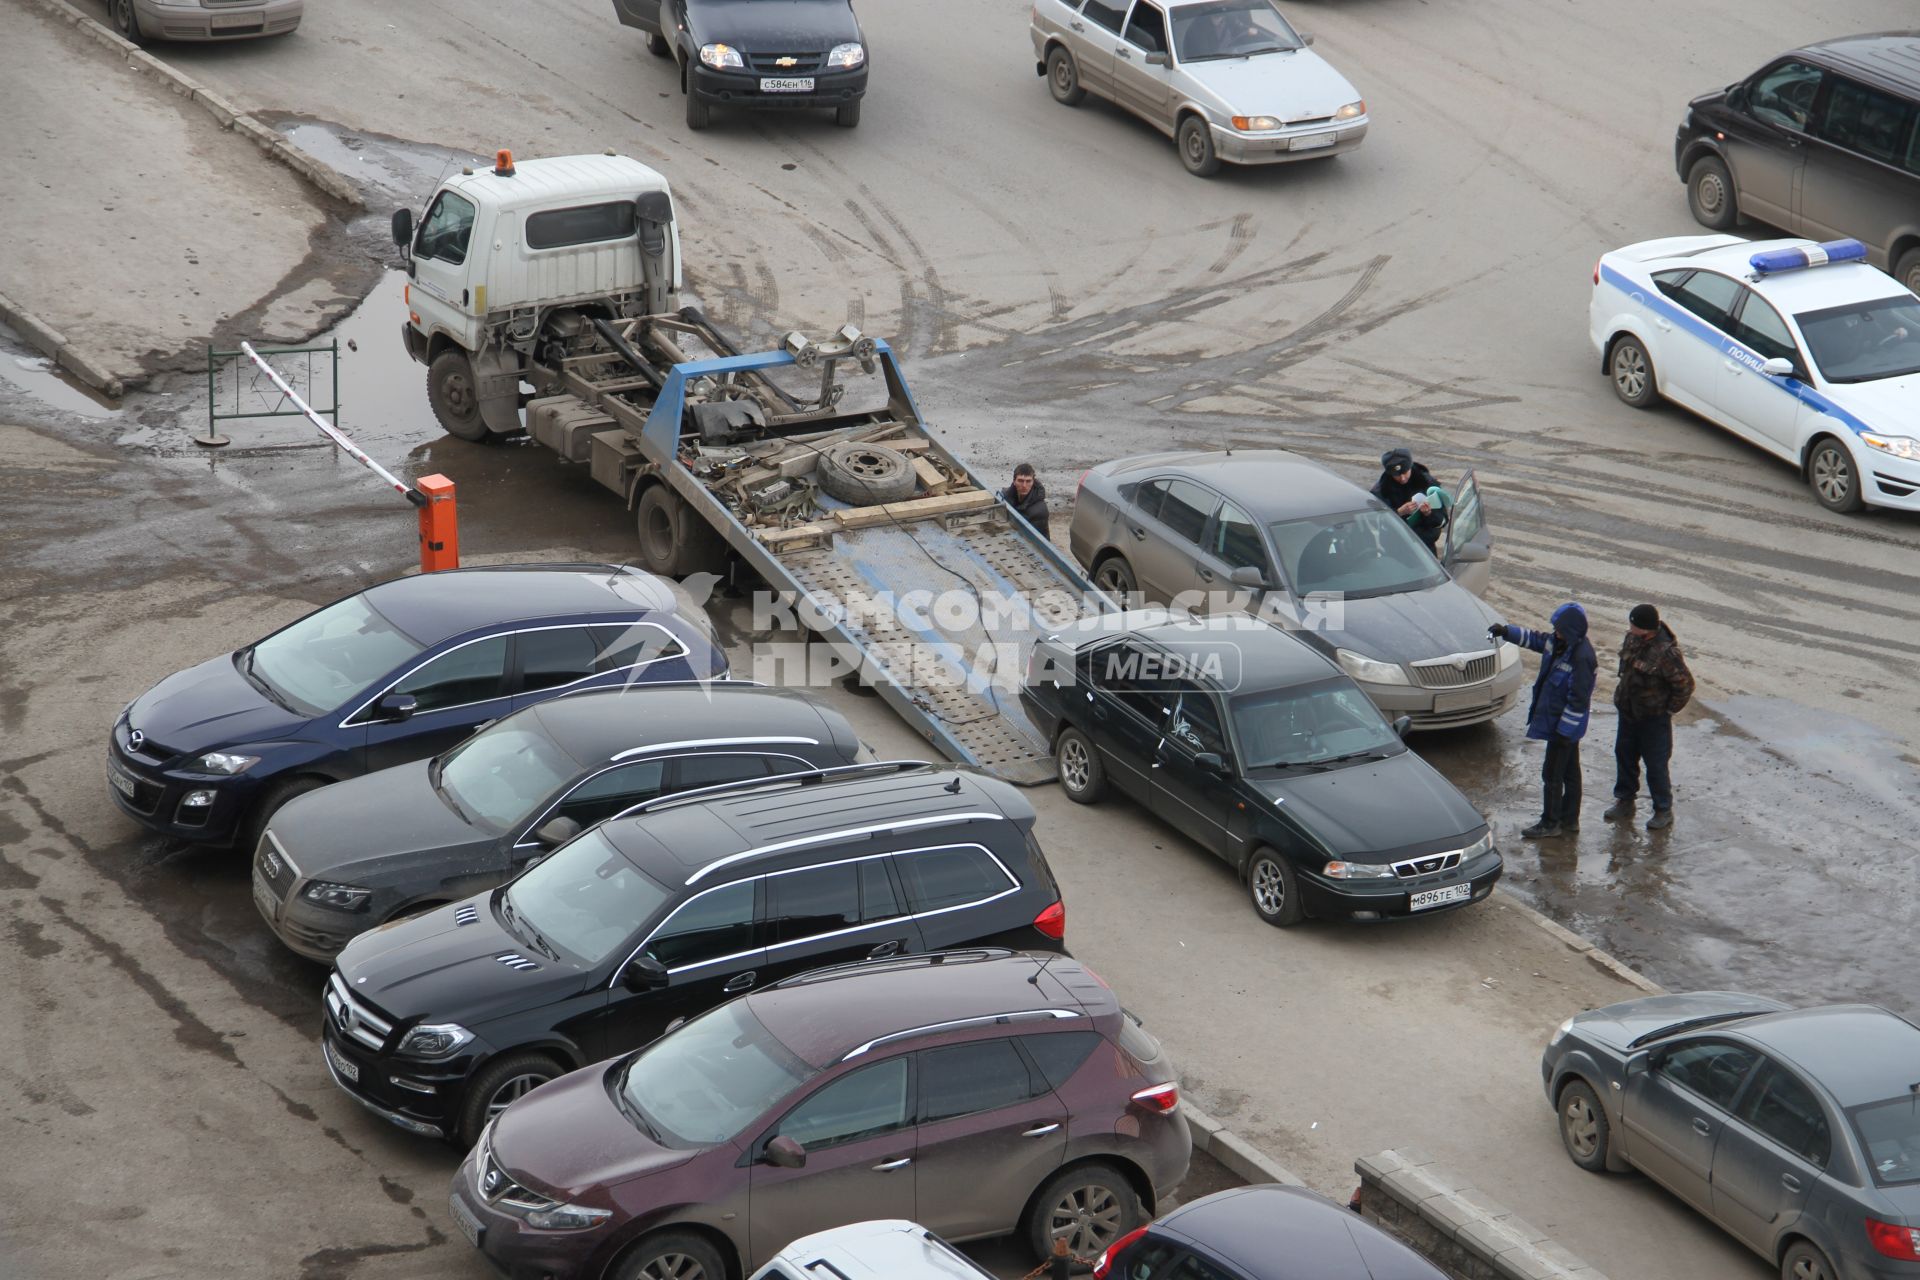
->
[[1489, 603, 1597, 839]]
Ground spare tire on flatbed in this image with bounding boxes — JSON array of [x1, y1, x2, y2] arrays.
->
[[816, 441, 917, 506]]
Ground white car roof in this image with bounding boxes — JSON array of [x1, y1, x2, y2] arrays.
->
[[443, 153, 672, 212], [755, 1221, 992, 1280], [1609, 236, 1910, 316]]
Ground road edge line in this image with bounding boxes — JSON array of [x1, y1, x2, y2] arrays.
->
[[1492, 887, 1666, 995], [23, 0, 363, 209]]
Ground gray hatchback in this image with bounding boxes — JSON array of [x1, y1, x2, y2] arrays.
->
[[1542, 992, 1920, 1280], [1070, 450, 1524, 731], [254, 684, 863, 961]]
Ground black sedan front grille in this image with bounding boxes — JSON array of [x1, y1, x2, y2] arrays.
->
[[748, 51, 825, 74]]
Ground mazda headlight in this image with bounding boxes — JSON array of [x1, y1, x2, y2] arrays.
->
[[1231, 115, 1282, 132], [826, 42, 864, 70], [1549, 1015, 1575, 1047], [396, 1022, 473, 1058], [1335, 99, 1366, 120], [1335, 649, 1409, 686], [524, 1202, 614, 1231], [1497, 641, 1520, 671], [194, 751, 261, 775], [1323, 860, 1398, 880], [302, 881, 372, 912], [699, 42, 743, 69], [1862, 433, 1920, 461]]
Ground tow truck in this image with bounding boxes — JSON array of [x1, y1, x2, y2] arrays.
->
[[390, 149, 1105, 782]]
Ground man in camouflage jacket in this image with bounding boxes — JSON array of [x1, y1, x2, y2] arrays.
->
[[1604, 603, 1695, 830]]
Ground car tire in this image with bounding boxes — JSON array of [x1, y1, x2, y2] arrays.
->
[[1686, 155, 1740, 231], [1894, 247, 1920, 297], [428, 350, 490, 441], [1781, 1240, 1839, 1280], [1024, 1162, 1143, 1262], [1177, 115, 1221, 178], [1056, 728, 1107, 804], [816, 441, 917, 505], [1608, 335, 1658, 408], [1091, 554, 1138, 602], [612, 1231, 728, 1280], [240, 776, 327, 858], [686, 91, 711, 131], [835, 101, 861, 129], [457, 1051, 564, 1149], [1246, 850, 1304, 927], [1557, 1079, 1611, 1172], [645, 31, 670, 57], [635, 483, 726, 578], [1046, 46, 1086, 107], [1806, 437, 1864, 513], [109, 0, 147, 44]]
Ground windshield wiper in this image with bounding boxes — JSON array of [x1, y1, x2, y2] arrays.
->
[[611, 1063, 664, 1142], [1318, 749, 1397, 766], [429, 763, 472, 823], [1627, 1009, 1766, 1049], [236, 648, 296, 712]]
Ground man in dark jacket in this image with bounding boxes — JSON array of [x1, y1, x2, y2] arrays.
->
[[1491, 602, 1597, 839], [1604, 603, 1694, 831], [1372, 447, 1447, 552], [1003, 462, 1050, 539]]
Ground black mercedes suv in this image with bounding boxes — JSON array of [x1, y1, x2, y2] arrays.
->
[[321, 762, 1066, 1147]]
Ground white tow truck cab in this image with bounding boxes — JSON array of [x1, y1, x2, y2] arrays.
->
[[391, 150, 682, 439]]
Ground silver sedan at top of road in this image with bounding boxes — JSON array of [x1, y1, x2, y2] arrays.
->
[[1031, 0, 1368, 176]]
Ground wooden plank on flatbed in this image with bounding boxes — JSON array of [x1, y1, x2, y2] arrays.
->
[[832, 489, 995, 530], [911, 456, 949, 496]]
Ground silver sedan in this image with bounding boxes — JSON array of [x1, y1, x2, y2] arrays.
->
[[1068, 449, 1524, 731], [1030, 0, 1367, 176]]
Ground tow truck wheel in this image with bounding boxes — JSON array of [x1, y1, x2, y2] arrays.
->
[[645, 31, 670, 57], [1806, 438, 1864, 514], [635, 484, 726, 578], [427, 351, 490, 441]]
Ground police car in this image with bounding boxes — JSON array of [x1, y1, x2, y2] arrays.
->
[[1591, 235, 1920, 512]]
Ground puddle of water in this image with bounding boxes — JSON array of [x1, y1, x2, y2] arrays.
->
[[0, 322, 123, 420], [280, 122, 488, 207]]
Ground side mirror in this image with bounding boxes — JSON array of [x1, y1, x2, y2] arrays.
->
[[1451, 543, 1491, 565], [763, 1135, 807, 1169], [1193, 751, 1230, 777], [620, 955, 670, 993], [1627, 1049, 1653, 1076], [1299, 32, 1315, 46], [1727, 84, 1749, 111], [1760, 357, 1795, 377], [1393, 715, 1412, 739], [1145, 51, 1169, 67], [534, 816, 581, 850], [391, 207, 414, 250], [1228, 565, 1268, 588], [374, 693, 418, 723]]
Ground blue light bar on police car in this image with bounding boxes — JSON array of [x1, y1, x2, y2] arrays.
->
[[1749, 239, 1868, 276]]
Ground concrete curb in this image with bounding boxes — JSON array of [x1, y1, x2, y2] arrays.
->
[[0, 288, 125, 398], [23, 0, 363, 208], [1180, 1100, 1308, 1189], [1357, 1147, 1609, 1280], [1492, 888, 1665, 996]]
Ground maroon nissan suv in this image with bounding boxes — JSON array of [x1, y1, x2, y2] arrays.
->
[[449, 948, 1191, 1280]]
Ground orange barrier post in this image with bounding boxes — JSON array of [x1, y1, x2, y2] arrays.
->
[[416, 474, 460, 572]]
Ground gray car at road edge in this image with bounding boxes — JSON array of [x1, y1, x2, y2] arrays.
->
[[1543, 991, 1920, 1280], [1031, 0, 1367, 177], [1069, 450, 1524, 731]]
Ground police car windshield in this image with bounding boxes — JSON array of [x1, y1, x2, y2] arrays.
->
[[1173, 0, 1303, 61], [1795, 296, 1920, 384], [1268, 509, 1447, 599]]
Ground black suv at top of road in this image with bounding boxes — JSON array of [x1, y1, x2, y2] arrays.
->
[[1675, 31, 1920, 292], [255, 683, 866, 962], [1021, 612, 1498, 928], [322, 762, 1067, 1147], [610, 0, 869, 131]]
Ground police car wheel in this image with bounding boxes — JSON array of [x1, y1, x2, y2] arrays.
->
[[1608, 336, 1658, 408], [1807, 438, 1864, 514], [1686, 156, 1739, 231]]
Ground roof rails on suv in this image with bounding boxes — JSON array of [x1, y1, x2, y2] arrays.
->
[[608, 759, 938, 822], [768, 947, 1016, 991]]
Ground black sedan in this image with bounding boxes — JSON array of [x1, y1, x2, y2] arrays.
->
[[1544, 993, 1920, 1280], [108, 564, 725, 851], [1094, 1183, 1446, 1279], [611, 0, 868, 129], [1021, 611, 1499, 926], [253, 684, 864, 961]]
